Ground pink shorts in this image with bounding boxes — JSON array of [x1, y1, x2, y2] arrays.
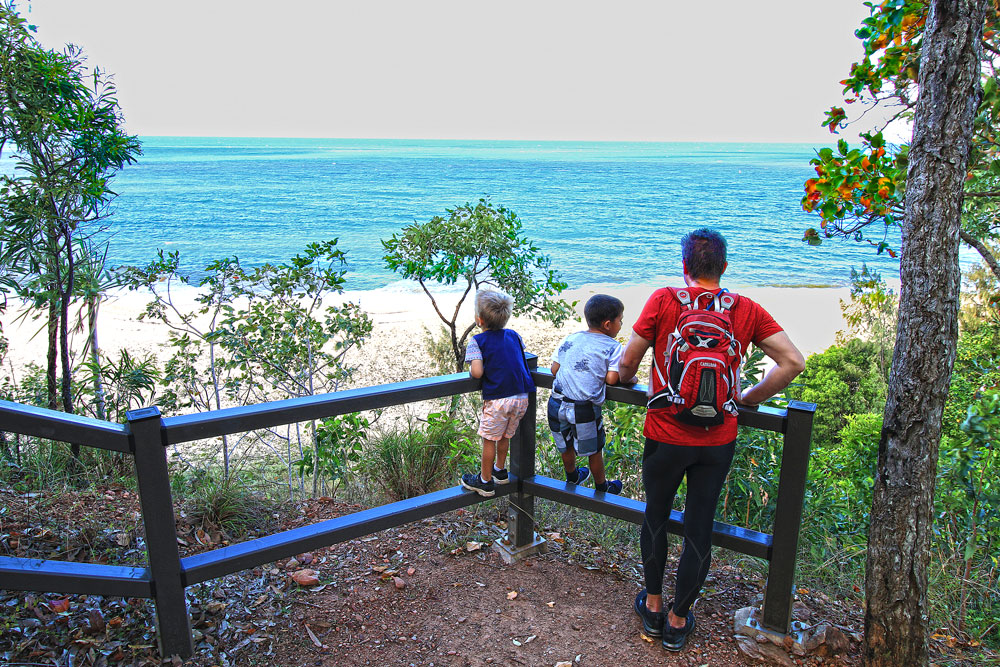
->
[[479, 395, 529, 441]]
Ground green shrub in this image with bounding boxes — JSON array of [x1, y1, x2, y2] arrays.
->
[[933, 390, 1000, 640], [942, 321, 1000, 444], [787, 338, 888, 449], [296, 413, 370, 493], [724, 428, 782, 532], [176, 468, 278, 535], [363, 413, 478, 501], [806, 412, 880, 536]]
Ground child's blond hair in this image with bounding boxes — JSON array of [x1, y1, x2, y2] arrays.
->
[[475, 290, 514, 330]]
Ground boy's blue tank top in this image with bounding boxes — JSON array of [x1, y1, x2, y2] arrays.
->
[[473, 329, 535, 400]]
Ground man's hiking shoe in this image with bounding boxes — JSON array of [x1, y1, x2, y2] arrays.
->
[[567, 466, 591, 485], [633, 589, 664, 637], [492, 468, 510, 484], [596, 479, 623, 494], [460, 473, 495, 497], [661, 605, 696, 651]]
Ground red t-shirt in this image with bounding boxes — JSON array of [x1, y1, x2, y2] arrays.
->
[[633, 287, 784, 446]]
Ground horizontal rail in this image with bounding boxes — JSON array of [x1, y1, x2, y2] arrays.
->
[[0, 400, 131, 453], [530, 369, 789, 433], [162, 373, 479, 445], [0, 556, 152, 597], [523, 475, 772, 560], [180, 481, 514, 586]]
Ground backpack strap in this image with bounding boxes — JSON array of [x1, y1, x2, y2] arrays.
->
[[669, 286, 739, 312]]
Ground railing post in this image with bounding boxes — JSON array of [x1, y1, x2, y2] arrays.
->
[[495, 354, 546, 562], [128, 407, 193, 659], [760, 400, 817, 633]]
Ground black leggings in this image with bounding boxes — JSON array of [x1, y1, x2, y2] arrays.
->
[[640, 437, 735, 617]]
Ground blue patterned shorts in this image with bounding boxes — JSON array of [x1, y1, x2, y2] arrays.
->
[[547, 387, 605, 457]]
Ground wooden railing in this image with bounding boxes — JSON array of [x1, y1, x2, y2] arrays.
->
[[0, 355, 815, 659]]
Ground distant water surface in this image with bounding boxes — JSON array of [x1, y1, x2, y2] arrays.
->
[[5, 137, 914, 290]]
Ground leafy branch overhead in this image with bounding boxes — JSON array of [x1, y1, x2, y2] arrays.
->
[[382, 199, 574, 371], [803, 0, 1000, 279]]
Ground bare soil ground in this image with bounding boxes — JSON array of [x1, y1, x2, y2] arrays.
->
[[0, 486, 990, 667]]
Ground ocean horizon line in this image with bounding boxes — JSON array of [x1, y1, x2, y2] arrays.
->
[[133, 135, 827, 149]]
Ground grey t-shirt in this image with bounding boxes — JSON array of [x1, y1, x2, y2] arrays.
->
[[552, 331, 624, 405]]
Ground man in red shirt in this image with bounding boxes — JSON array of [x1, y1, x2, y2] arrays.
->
[[617, 228, 805, 651]]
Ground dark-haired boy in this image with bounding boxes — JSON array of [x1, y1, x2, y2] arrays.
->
[[547, 294, 628, 494]]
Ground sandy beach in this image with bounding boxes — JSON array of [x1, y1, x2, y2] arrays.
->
[[1, 283, 848, 396]]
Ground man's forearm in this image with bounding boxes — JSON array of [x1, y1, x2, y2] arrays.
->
[[741, 365, 799, 406], [618, 333, 651, 383], [739, 331, 805, 407]]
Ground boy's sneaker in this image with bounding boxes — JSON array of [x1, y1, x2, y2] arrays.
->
[[492, 468, 510, 484], [633, 589, 664, 637], [567, 466, 591, 485], [595, 479, 623, 495], [460, 472, 495, 498], [661, 604, 696, 651]]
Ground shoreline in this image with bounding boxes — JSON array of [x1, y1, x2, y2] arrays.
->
[[1, 283, 848, 393]]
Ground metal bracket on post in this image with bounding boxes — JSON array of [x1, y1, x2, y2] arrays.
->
[[495, 354, 547, 563], [128, 407, 193, 660], [760, 400, 816, 634]]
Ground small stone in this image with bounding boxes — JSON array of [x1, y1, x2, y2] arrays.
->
[[734, 606, 757, 637]]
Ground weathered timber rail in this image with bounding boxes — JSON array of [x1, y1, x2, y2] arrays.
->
[[0, 355, 815, 658]]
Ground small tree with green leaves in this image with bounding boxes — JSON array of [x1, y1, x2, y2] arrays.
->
[[118, 251, 243, 477], [382, 199, 574, 372], [119, 241, 371, 495], [0, 4, 141, 417], [218, 240, 373, 495], [836, 263, 898, 377]]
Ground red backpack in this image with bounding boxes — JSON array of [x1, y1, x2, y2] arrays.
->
[[647, 288, 743, 427]]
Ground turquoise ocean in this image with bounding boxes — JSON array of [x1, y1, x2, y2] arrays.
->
[[10, 137, 913, 290]]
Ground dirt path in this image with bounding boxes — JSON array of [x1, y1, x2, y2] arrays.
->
[[2, 486, 955, 667]]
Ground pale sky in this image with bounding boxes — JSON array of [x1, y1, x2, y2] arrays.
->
[[19, 0, 881, 142]]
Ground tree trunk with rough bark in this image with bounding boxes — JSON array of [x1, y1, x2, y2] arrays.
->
[[864, 1, 985, 665]]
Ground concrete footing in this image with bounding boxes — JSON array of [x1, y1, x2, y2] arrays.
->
[[734, 606, 808, 654], [493, 534, 547, 564]]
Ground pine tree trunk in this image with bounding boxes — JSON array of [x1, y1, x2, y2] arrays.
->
[[863, 2, 985, 665]]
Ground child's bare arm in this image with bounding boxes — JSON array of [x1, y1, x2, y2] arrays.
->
[[607, 369, 637, 385], [469, 359, 484, 378]]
